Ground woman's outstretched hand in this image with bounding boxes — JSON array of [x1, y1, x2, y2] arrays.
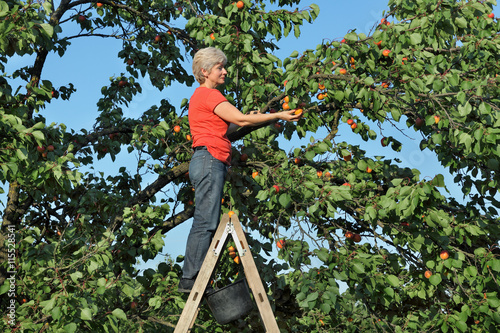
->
[[277, 109, 303, 122]]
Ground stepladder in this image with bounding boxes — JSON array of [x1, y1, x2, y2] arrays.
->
[[173, 213, 280, 333]]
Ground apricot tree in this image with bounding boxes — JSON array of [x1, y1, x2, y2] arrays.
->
[[0, 0, 499, 332]]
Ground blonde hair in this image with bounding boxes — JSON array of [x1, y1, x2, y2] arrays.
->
[[192, 47, 227, 84]]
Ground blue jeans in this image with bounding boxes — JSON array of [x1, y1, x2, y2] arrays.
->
[[182, 149, 228, 279]]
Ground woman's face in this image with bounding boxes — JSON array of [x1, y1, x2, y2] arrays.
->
[[204, 63, 227, 88]]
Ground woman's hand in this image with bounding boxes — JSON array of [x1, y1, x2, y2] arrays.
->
[[277, 109, 302, 122]]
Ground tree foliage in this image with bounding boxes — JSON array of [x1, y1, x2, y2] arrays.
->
[[1, 0, 499, 331]]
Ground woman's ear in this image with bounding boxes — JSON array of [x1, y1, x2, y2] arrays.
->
[[201, 67, 209, 78]]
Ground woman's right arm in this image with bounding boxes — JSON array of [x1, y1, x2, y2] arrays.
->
[[214, 101, 301, 127]]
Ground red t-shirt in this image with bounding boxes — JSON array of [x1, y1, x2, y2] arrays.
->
[[188, 87, 232, 165]]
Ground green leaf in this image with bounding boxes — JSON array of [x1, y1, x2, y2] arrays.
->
[[386, 274, 400, 287], [465, 266, 477, 278], [0, 1, 8, 17], [352, 261, 365, 274], [70, 271, 83, 283], [80, 308, 93, 321], [429, 274, 442, 286], [316, 248, 329, 263], [39, 23, 54, 37], [111, 308, 127, 320], [364, 77, 375, 86], [40, 298, 56, 313], [306, 292, 319, 302], [63, 323, 77, 333], [279, 193, 292, 208], [31, 130, 45, 143], [344, 31, 358, 41], [487, 259, 500, 272], [455, 320, 467, 332], [255, 190, 268, 201], [410, 33, 422, 45], [320, 303, 331, 313], [454, 17, 467, 28]]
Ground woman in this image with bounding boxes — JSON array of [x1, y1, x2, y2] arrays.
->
[[178, 47, 301, 293]]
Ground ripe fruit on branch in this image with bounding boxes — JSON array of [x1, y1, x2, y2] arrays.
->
[[440, 250, 449, 260], [272, 185, 280, 193], [228, 210, 235, 218], [347, 119, 354, 125], [343, 153, 352, 162], [415, 117, 424, 127], [130, 301, 138, 310], [47, 145, 55, 152], [366, 167, 372, 173], [236, 1, 244, 9], [316, 170, 323, 177], [186, 134, 191, 141], [118, 80, 127, 88], [210, 33, 215, 40], [339, 68, 347, 75], [294, 157, 301, 165], [173, 125, 181, 133], [276, 239, 285, 249], [318, 83, 325, 90], [350, 123, 357, 130], [317, 93, 326, 100], [294, 109, 303, 116], [382, 49, 391, 57], [37, 146, 45, 153], [96, 2, 103, 7], [252, 171, 258, 179], [233, 256, 240, 264], [434, 115, 440, 124], [424, 270, 432, 279], [401, 221, 409, 227], [282, 102, 290, 110], [78, 15, 86, 23], [345, 231, 354, 239], [352, 233, 361, 243], [374, 40, 382, 49], [127, 59, 134, 65], [488, 13, 494, 18], [240, 153, 248, 162], [154, 34, 161, 42]]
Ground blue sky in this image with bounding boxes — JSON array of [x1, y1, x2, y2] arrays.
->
[[3, 1, 476, 270]]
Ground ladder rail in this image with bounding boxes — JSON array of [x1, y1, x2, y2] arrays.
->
[[174, 214, 279, 333]]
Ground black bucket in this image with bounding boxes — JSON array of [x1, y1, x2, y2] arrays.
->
[[206, 278, 254, 325]]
